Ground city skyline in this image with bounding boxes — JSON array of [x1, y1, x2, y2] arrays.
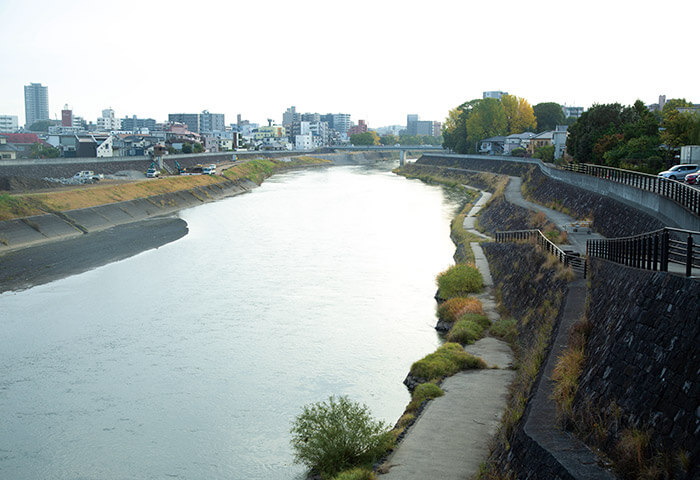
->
[[1, 0, 698, 128]]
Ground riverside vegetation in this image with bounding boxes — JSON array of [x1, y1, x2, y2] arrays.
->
[[0, 157, 330, 222], [291, 164, 500, 479]]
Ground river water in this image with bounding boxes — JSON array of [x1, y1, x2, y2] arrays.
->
[[0, 163, 463, 479]]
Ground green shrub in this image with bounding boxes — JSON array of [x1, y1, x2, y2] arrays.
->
[[490, 317, 518, 344], [331, 467, 377, 480], [410, 342, 486, 379], [436, 264, 484, 299], [407, 382, 445, 412], [436, 297, 484, 323], [413, 382, 444, 403], [290, 396, 393, 478], [446, 314, 490, 344]]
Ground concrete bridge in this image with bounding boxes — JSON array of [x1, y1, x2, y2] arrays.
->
[[331, 145, 445, 165]]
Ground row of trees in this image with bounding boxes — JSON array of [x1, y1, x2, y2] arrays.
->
[[566, 99, 699, 172], [442, 95, 541, 154], [350, 132, 443, 146], [442, 94, 699, 172]]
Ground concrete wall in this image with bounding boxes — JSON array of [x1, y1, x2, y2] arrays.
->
[[0, 179, 256, 253], [420, 154, 700, 232]]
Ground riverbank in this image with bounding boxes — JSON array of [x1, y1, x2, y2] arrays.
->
[[0, 216, 187, 294], [0, 157, 338, 293]]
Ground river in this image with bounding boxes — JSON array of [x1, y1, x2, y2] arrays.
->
[[0, 163, 463, 479]]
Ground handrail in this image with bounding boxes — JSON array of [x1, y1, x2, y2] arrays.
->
[[587, 228, 699, 277], [564, 163, 700, 217], [495, 229, 587, 277]]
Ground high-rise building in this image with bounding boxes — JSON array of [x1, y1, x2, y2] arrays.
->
[[121, 115, 156, 132], [24, 83, 49, 128], [332, 113, 351, 136], [168, 113, 200, 133], [301, 112, 320, 123], [0, 115, 19, 132], [283, 106, 301, 126], [348, 120, 368, 136], [200, 110, 225, 132]]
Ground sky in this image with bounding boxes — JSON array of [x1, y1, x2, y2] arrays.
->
[[1, 0, 698, 128]]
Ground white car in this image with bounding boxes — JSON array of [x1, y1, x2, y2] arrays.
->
[[658, 164, 699, 180], [146, 168, 161, 178]]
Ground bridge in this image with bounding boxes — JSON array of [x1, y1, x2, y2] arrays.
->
[[331, 145, 445, 165]]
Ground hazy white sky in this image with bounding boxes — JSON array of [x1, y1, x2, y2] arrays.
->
[[1, 0, 698, 128]]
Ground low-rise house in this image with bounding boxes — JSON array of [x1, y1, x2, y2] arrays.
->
[[96, 135, 114, 157], [0, 135, 19, 159], [479, 136, 506, 155], [1, 133, 43, 158], [504, 132, 536, 155], [527, 131, 554, 156]]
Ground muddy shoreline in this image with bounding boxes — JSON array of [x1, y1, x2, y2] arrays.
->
[[0, 216, 187, 294]]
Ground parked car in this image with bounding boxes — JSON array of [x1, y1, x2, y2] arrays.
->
[[658, 164, 699, 180], [202, 164, 216, 175], [73, 170, 102, 182], [146, 168, 161, 178], [685, 171, 700, 185]]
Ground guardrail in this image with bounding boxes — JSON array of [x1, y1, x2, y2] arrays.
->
[[564, 163, 700, 217], [587, 227, 699, 277], [495, 229, 587, 277]]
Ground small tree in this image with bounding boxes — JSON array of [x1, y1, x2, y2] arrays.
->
[[193, 142, 204, 153], [290, 396, 393, 478], [181, 142, 193, 154]]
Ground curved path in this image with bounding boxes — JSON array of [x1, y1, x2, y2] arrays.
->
[[379, 192, 514, 479]]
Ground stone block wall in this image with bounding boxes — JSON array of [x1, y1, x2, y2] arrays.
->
[[575, 259, 699, 478]]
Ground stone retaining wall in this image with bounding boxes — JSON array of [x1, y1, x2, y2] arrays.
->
[[419, 154, 700, 232], [575, 259, 699, 479], [522, 167, 665, 238]]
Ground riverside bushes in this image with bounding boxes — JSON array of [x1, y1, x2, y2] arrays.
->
[[290, 396, 393, 479], [437, 297, 484, 323], [436, 264, 484, 300], [410, 342, 486, 380], [446, 314, 491, 344]]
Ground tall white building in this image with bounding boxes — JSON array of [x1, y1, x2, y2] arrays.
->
[[97, 108, 122, 130], [0, 115, 19, 132], [332, 113, 351, 136], [24, 83, 49, 127]]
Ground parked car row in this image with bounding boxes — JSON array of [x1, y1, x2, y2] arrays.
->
[[658, 164, 699, 184]]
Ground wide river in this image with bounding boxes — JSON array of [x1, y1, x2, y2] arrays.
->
[[0, 163, 463, 479]]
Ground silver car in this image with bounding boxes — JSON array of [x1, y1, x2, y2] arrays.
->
[[658, 164, 699, 180]]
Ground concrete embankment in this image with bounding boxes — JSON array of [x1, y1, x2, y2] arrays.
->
[[0, 178, 256, 254]]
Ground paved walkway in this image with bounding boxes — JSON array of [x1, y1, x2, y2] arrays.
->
[[504, 176, 604, 255], [380, 192, 514, 479]]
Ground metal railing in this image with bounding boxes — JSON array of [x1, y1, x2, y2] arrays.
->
[[587, 227, 699, 277], [564, 163, 700, 217], [495, 229, 587, 277]]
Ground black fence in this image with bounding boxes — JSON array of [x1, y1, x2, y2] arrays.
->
[[564, 163, 700, 217], [587, 228, 700, 277], [495, 229, 587, 277]]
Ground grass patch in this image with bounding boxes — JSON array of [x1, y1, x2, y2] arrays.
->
[[0, 193, 46, 221], [489, 317, 518, 344], [436, 264, 484, 300], [410, 342, 486, 380], [331, 467, 377, 480], [406, 382, 445, 412], [552, 319, 591, 424], [437, 296, 484, 323], [223, 157, 330, 184], [446, 314, 490, 344]]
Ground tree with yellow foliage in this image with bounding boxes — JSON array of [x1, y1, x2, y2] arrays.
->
[[501, 94, 537, 134]]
